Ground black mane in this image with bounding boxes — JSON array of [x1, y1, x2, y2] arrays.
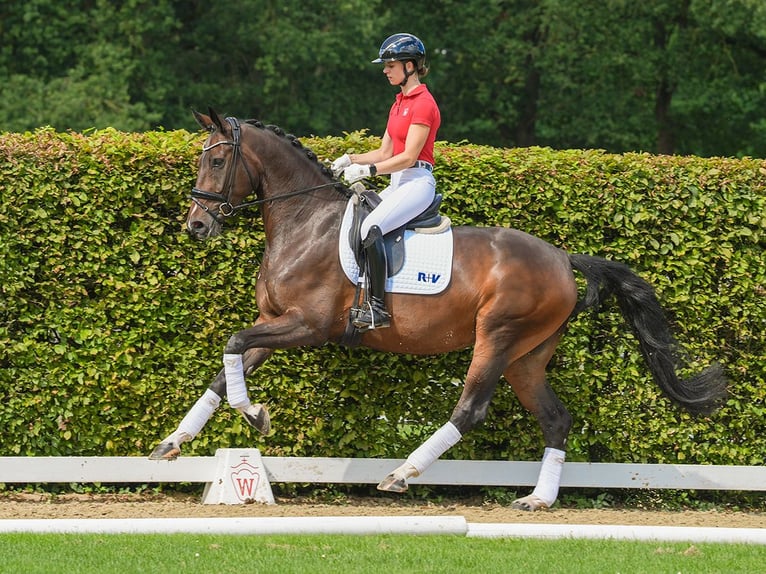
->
[[244, 119, 339, 184]]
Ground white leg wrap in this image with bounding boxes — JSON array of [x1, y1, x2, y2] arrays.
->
[[224, 353, 250, 408], [406, 421, 462, 475], [531, 447, 566, 507], [177, 389, 221, 439]]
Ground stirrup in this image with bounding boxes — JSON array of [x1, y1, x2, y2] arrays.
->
[[352, 301, 391, 331]]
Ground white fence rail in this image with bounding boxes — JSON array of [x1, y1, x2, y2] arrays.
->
[[1, 452, 764, 491], [3, 452, 765, 537]]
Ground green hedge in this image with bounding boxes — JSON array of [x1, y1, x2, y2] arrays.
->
[[0, 127, 763, 467]]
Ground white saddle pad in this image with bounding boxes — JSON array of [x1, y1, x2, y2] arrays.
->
[[338, 199, 453, 295]]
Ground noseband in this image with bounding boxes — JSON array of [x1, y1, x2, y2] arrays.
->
[[190, 117, 346, 224]]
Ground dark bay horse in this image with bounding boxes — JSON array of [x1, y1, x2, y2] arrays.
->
[[149, 109, 727, 510]]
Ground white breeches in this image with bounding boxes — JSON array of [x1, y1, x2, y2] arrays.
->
[[360, 167, 435, 240]]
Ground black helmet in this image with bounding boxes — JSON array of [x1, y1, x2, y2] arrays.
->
[[372, 33, 426, 64]]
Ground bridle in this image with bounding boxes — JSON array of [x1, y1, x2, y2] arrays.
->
[[190, 116, 345, 224]]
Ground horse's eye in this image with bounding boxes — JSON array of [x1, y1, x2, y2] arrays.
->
[[212, 158, 225, 168]]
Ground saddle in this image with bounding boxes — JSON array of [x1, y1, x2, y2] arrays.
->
[[347, 185, 450, 277]]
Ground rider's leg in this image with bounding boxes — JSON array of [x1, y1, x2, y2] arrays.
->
[[353, 225, 390, 331], [360, 172, 435, 239], [354, 172, 435, 331]]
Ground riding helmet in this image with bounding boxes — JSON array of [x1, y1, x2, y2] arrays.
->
[[372, 33, 426, 65]]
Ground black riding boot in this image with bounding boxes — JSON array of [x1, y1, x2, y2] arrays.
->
[[353, 226, 391, 331]]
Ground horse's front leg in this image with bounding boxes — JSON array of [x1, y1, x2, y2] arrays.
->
[[149, 310, 322, 460], [148, 347, 272, 460]]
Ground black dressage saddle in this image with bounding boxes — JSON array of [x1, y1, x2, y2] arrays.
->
[[347, 189, 447, 277]]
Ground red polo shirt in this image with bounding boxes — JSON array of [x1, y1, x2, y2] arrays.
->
[[386, 84, 441, 166]]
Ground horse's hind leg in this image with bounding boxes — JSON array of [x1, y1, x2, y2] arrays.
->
[[377, 342, 506, 493], [148, 348, 272, 460], [504, 332, 572, 511]]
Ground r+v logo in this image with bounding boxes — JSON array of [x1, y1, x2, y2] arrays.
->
[[417, 272, 441, 284]]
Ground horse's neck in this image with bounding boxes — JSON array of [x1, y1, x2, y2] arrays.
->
[[248, 128, 346, 259], [261, 182, 344, 255]]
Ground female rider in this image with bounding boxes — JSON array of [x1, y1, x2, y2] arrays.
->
[[332, 33, 441, 331]]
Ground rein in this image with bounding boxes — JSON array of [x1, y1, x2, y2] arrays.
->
[[190, 117, 346, 223]]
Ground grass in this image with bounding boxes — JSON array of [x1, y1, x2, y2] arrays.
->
[[2, 533, 765, 574]]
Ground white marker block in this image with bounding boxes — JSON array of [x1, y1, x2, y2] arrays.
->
[[202, 449, 275, 505]]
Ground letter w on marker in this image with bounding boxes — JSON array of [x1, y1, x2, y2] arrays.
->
[[235, 477, 256, 497]]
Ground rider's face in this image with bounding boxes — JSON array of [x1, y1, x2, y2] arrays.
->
[[383, 61, 410, 85]]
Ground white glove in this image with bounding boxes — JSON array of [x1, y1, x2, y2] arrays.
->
[[343, 163, 371, 184], [331, 153, 352, 176]]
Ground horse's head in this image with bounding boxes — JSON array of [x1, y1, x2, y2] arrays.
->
[[186, 108, 261, 240], [186, 108, 350, 241]]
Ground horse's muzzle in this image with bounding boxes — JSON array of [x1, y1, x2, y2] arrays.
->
[[187, 216, 221, 240]]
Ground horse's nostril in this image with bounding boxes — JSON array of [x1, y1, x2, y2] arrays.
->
[[187, 219, 208, 239]]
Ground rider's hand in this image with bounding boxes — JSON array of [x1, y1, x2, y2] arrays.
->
[[331, 153, 352, 177], [343, 163, 372, 184]]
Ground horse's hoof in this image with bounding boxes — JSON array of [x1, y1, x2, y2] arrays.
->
[[240, 403, 270, 435], [511, 494, 550, 512], [148, 441, 180, 460], [376, 473, 409, 493]]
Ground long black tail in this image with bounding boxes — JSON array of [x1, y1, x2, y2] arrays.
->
[[569, 253, 727, 415]]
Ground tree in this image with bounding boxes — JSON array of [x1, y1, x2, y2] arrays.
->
[[532, 0, 766, 156], [676, 0, 766, 156], [398, 0, 545, 147], [0, 0, 764, 156], [165, 0, 389, 135], [0, 0, 176, 132]]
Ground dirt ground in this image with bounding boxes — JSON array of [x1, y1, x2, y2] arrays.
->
[[1, 492, 764, 528]]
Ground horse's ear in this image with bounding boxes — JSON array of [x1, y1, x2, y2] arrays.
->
[[207, 106, 226, 133], [192, 109, 215, 132]]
